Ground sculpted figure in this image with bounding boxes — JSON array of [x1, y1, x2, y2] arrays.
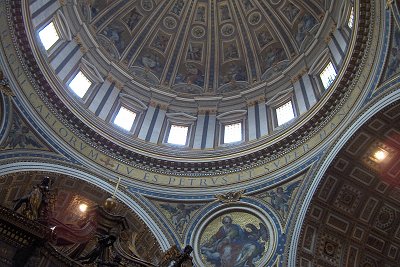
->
[[77, 234, 117, 264], [13, 177, 51, 220]]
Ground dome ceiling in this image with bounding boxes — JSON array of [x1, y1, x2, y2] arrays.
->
[[77, 0, 327, 97], [6, 0, 371, 180]]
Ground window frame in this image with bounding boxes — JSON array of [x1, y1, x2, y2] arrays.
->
[[37, 10, 72, 56], [308, 50, 338, 94], [216, 110, 247, 146], [166, 124, 190, 146], [163, 121, 193, 147], [37, 20, 62, 54], [221, 121, 244, 144], [319, 61, 338, 90], [162, 113, 197, 147], [275, 100, 296, 127], [112, 105, 138, 132], [67, 69, 94, 101]]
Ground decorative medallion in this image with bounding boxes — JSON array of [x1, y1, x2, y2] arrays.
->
[[221, 24, 235, 37], [270, 0, 282, 5], [195, 210, 274, 266], [141, 0, 154, 11], [248, 11, 261, 25], [192, 26, 206, 38], [163, 16, 177, 29]]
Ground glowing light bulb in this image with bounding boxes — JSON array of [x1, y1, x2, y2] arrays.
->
[[373, 149, 387, 162], [79, 203, 88, 212]]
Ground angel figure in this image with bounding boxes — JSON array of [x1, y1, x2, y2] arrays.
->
[[160, 203, 198, 234], [265, 181, 300, 217], [3, 115, 41, 149]]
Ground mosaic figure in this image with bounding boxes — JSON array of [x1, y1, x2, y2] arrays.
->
[[282, 3, 300, 22], [3, 114, 42, 149], [256, 30, 273, 48], [200, 215, 269, 266], [295, 13, 317, 45], [186, 43, 203, 62], [220, 63, 247, 84], [195, 6, 206, 22], [140, 52, 163, 76], [176, 63, 204, 87], [223, 43, 239, 61], [160, 203, 199, 233], [151, 33, 170, 53], [241, 0, 254, 11], [264, 180, 300, 217], [220, 5, 231, 21], [172, 0, 185, 16], [262, 47, 286, 71], [102, 24, 125, 52], [88, 0, 112, 19], [123, 9, 143, 31]]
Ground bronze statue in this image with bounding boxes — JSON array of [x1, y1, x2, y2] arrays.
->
[[13, 177, 52, 220], [77, 234, 117, 264]]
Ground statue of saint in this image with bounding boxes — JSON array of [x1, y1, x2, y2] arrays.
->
[[13, 177, 52, 220]]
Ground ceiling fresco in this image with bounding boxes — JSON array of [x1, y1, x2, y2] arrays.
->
[[76, 0, 327, 96]]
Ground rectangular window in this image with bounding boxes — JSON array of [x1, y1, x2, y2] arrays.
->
[[113, 106, 136, 131], [276, 101, 295, 126], [167, 125, 189, 145], [348, 7, 354, 28], [38, 22, 59, 50], [68, 71, 92, 98], [224, 122, 242, 143], [320, 62, 337, 89]]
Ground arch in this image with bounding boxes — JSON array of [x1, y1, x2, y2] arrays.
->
[[288, 89, 400, 266], [0, 161, 173, 251]]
